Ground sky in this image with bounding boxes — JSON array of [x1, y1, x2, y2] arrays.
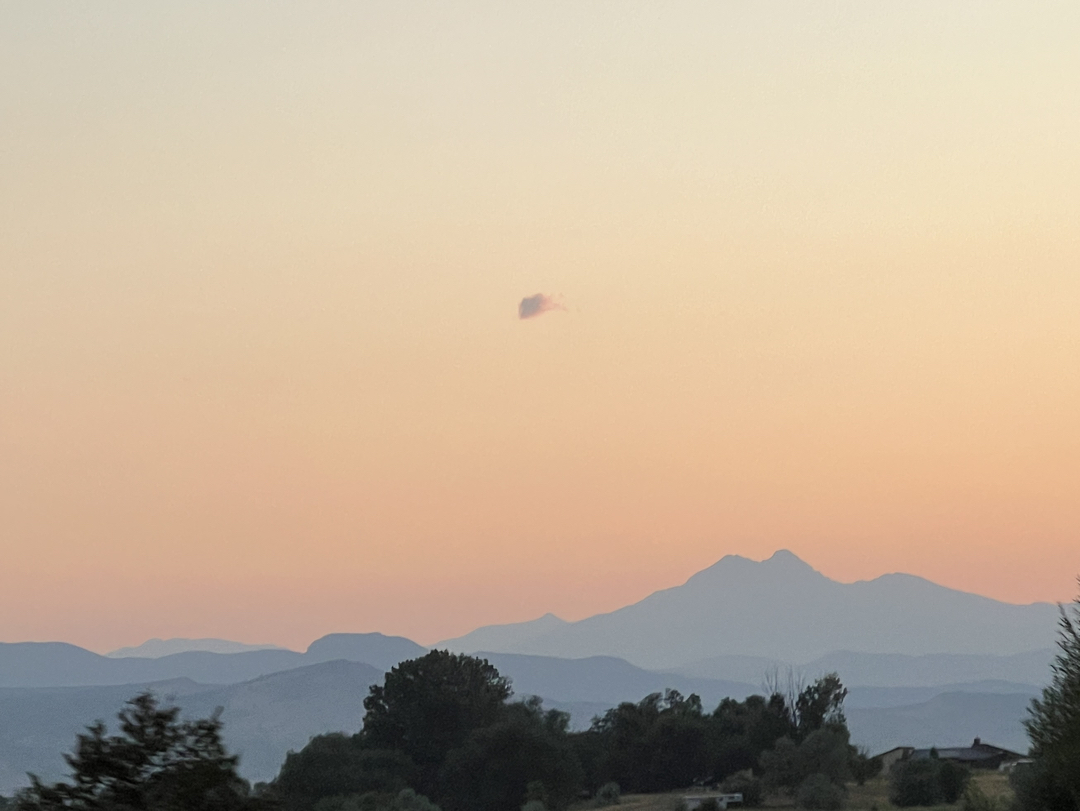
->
[[2, 2, 1079, 653]]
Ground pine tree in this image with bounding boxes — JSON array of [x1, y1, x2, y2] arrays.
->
[[15, 692, 265, 811], [1023, 582, 1080, 810]]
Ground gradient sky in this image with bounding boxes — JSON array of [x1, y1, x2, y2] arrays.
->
[[2, 2, 1079, 653]]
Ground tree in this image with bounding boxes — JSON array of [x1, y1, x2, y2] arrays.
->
[[709, 693, 794, 780], [274, 735, 416, 811], [587, 690, 709, 793], [759, 676, 853, 796], [795, 774, 844, 810], [438, 700, 582, 811], [889, 759, 941, 807], [1023, 582, 1080, 811], [793, 674, 848, 740], [761, 727, 852, 793], [15, 692, 262, 811], [888, 757, 969, 808], [361, 650, 511, 795]]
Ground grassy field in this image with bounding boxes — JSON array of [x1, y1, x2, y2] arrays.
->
[[580, 772, 1014, 811]]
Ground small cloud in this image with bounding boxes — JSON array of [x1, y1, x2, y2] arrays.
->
[[518, 293, 564, 320]]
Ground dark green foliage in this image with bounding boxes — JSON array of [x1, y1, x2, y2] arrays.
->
[[849, 749, 882, 786], [760, 727, 852, 792], [889, 760, 941, 807], [438, 700, 582, 811], [587, 690, 711, 793], [796, 774, 845, 810], [793, 675, 848, 741], [273, 656, 858, 809], [1022, 585, 1080, 811], [275, 735, 416, 810], [362, 650, 510, 795], [594, 782, 620, 807], [275, 655, 579, 811], [718, 772, 763, 808], [709, 694, 794, 779], [936, 761, 969, 804], [961, 782, 1000, 811], [14, 692, 262, 811], [1010, 761, 1076, 811], [524, 781, 547, 805], [760, 738, 800, 792], [312, 788, 439, 811], [582, 675, 856, 798], [888, 758, 970, 807]]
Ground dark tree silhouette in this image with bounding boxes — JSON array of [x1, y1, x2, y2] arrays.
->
[[361, 650, 511, 794], [1020, 582, 1080, 811], [15, 692, 264, 811]]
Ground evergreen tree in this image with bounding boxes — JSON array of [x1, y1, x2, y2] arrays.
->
[[15, 693, 263, 811], [1022, 582, 1080, 810]]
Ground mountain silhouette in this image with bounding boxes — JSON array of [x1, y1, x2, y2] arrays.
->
[[440, 550, 1060, 668], [0, 633, 424, 689], [106, 638, 290, 658]]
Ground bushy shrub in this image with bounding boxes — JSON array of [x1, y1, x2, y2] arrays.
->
[[315, 789, 441, 811], [521, 802, 547, 811], [937, 761, 969, 804], [719, 771, 763, 808], [889, 760, 940, 807], [594, 783, 621, 807], [889, 759, 970, 807], [796, 774, 845, 810], [961, 783, 1000, 811], [850, 750, 882, 786], [761, 728, 852, 793], [1009, 760, 1076, 811]]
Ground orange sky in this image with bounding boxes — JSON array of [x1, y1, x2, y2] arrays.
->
[[2, 2, 1079, 653]]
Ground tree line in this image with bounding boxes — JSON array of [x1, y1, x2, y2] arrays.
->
[[6, 585, 1079, 811]]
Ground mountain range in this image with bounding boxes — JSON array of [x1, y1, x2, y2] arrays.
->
[[440, 550, 1060, 668], [0, 550, 1060, 794], [0, 633, 425, 689], [0, 654, 1040, 794], [106, 638, 290, 658]]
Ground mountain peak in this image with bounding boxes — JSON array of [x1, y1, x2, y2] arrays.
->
[[763, 549, 815, 570], [690, 549, 818, 584]]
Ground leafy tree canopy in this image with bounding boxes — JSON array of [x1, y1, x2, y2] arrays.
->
[[361, 650, 511, 783]]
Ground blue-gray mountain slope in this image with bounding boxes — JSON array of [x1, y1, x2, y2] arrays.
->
[[441, 550, 1060, 669], [0, 633, 425, 689]]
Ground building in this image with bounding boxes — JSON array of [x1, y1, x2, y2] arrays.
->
[[874, 746, 915, 773], [874, 739, 1026, 772]]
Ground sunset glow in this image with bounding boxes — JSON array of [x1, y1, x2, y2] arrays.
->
[[2, 2, 1079, 652]]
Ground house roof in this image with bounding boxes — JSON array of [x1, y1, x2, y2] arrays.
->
[[910, 739, 1025, 763], [911, 748, 998, 763]]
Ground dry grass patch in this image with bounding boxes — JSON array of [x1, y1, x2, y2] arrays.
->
[[573, 772, 1014, 811]]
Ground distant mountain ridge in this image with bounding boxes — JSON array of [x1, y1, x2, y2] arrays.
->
[[106, 638, 291, 658], [0, 657, 1039, 794], [0, 549, 1059, 793], [0, 633, 427, 689], [440, 550, 1060, 668], [672, 648, 1055, 688]]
